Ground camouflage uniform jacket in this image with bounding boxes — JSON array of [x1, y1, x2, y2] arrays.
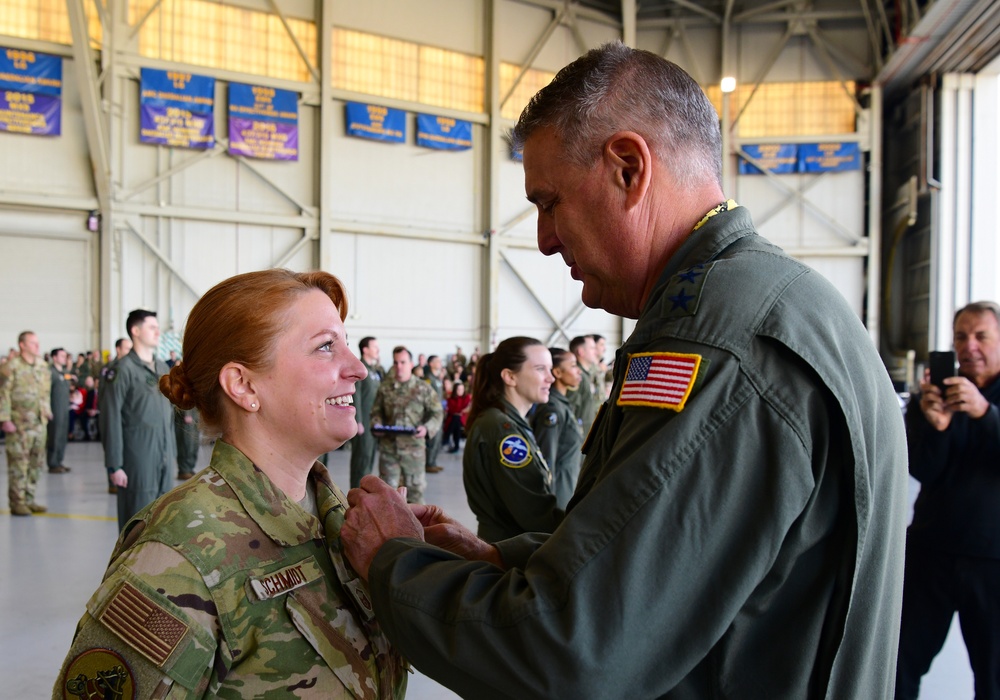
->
[[0, 355, 51, 428], [370, 375, 443, 446], [54, 440, 408, 700], [462, 401, 563, 542]]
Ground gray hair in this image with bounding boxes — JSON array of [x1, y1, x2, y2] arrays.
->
[[510, 41, 722, 187], [954, 301, 1000, 327]]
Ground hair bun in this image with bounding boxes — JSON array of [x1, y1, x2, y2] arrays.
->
[[159, 362, 197, 410]]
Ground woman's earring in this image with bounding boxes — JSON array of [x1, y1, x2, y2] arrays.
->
[[251, 402, 257, 409]]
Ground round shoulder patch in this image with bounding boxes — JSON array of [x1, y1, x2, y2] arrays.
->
[[61, 648, 136, 699], [499, 434, 532, 469], [546, 412, 558, 426], [103, 368, 116, 383]]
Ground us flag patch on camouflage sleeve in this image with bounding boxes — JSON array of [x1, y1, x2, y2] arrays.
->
[[98, 582, 188, 667], [617, 352, 702, 411]]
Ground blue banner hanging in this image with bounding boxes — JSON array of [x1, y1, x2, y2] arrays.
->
[[228, 83, 298, 160], [140, 68, 215, 149], [798, 142, 861, 173], [0, 90, 60, 136], [0, 48, 62, 95], [345, 102, 405, 143], [738, 144, 797, 175], [416, 114, 472, 151], [0, 48, 62, 136]]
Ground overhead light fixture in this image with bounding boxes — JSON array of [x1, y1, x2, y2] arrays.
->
[[720, 76, 737, 93]]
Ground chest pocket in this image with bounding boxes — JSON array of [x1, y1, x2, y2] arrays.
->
[[286, 585, 380, 700]]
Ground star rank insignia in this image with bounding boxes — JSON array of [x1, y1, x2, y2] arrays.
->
[[662, 262, 715, 319]]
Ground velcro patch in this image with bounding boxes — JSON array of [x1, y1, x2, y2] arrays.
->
[[617, 352, 702, 411], [98, 582, 187, 667], [61, 648, 136, 700], [499, 435, 532, 468]]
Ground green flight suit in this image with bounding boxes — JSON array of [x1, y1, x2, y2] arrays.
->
[[46, 364, 70, 468], [350, 360, 384, 488], [463, 400, 563, 542], [365, 205, 909, 699], [423, 373, 445, 469], [102, 351, 176, 530], [174, 407, 199, 476], [567, 361, 598, 437], [53, 440, 408, 699], [531, 389, 583, 509]]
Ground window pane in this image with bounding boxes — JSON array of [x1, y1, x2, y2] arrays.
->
[[705, 80, 857, 138]]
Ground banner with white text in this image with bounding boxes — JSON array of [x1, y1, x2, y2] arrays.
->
[[228, 83, 298, 160], [140, 68, 215, 149]]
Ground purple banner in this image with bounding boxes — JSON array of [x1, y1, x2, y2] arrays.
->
[[140, 104, 214, 148], [0, 90, 60, 135], [228, 117, 298, 160], [227, 83, 298, 160]]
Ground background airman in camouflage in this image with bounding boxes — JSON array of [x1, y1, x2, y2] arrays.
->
[[370, 346, 442, 504], [0, 331, 53, 516]]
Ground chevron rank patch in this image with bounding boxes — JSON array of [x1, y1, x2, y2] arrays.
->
[[499, 435, 532, 468], [98, 582, 187, 667], [617, 352, 702, 411]]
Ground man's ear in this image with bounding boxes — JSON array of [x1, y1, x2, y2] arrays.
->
[[605, 131, 651, 208], [219, 362, 258, 412]]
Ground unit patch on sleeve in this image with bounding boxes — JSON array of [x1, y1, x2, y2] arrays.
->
[[98, 582, 188, 667], [499, 435, 532, 468], [617, 352, 702, 411], [62, 648, 136, 700]]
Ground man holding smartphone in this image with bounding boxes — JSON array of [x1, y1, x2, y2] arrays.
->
[[897, 300, 1000, 699]]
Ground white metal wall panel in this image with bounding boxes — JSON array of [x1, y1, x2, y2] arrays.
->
[[0, 227, 93, 353], [332, 231, 483, 358], [329, 107, 477, 233]]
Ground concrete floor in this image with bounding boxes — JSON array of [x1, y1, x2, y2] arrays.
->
[[1, 439, 974, 698]]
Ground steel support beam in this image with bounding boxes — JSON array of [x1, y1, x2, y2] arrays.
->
[[482, 0, 503, 351], [500, 6, 565, 111]]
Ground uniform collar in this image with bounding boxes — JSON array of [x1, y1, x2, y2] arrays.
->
[[209, 440, 343, 547], [500, 399, 532, 430], [645, 205, 757, 317]]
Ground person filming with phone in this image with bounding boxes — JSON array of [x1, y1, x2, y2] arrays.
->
[[896, 300, 1000, 699]]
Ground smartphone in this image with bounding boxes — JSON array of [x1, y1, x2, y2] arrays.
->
[[928, 350, 956, 393]]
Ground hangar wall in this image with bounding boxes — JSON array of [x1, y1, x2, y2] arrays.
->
[[0, 0, 875, 361]]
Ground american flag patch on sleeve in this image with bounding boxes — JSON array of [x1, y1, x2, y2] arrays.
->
[[98, 581, 188, 667], [617, 352, 702, 411]]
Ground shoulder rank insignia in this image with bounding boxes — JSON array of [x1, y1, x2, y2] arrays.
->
[[499, 435, 532, 469], [662, 262, 715, 319], [62, 648, 136, 700], [617, 352, 702, 411]]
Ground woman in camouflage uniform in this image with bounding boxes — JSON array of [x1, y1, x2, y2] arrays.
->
[[54, 270, 407, 700], [462, 336, 563, 543]]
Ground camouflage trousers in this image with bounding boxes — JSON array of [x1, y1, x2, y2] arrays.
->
[[378, 438, 426, 504], [6, 425, 45, 508]]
